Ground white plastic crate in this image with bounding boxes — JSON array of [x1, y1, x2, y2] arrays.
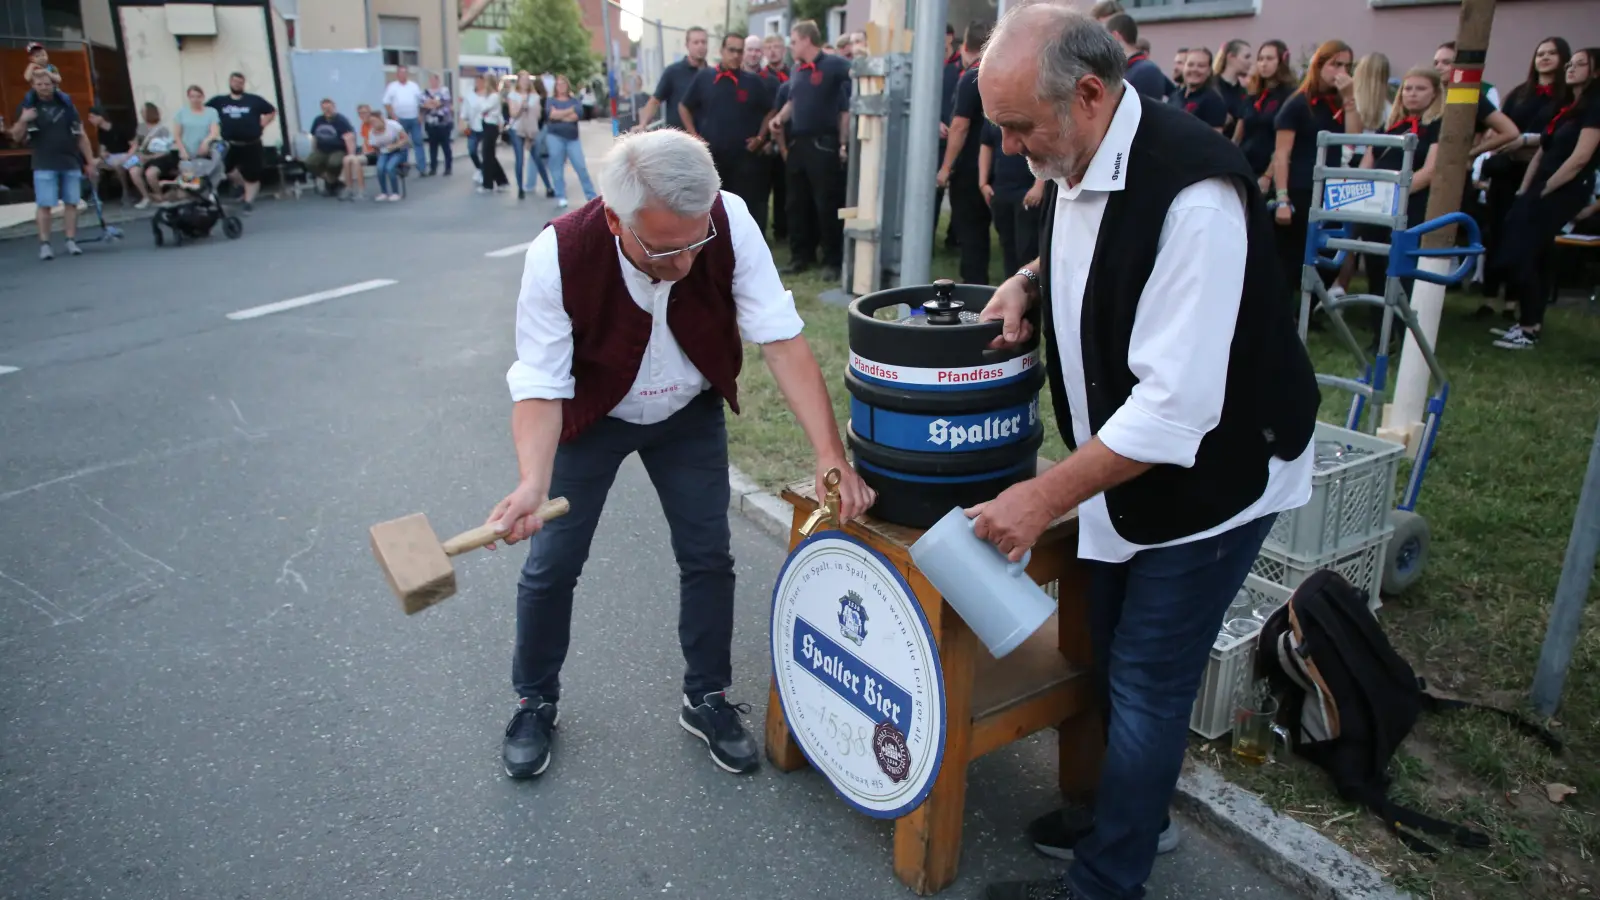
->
[[1264, 423, 1404, 560], [1252, 526, 1392, 612], [1190, 575, 1292, 739]]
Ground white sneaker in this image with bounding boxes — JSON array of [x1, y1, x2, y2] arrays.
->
[[134, 198, 150, 210], [475, 185, 489, 194], [1327, 285, 1347, 301], [39, 242, 53, 261], [557, 198, 569, 208], [65, 239, 82, 256]]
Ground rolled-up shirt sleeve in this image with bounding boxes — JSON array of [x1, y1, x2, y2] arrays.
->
[[1095, 176, 1248, 467], [505, 227, 577, 402], [724, 190, 805, 344]]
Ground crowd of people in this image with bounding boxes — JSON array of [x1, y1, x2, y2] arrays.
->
[[633, 3, 1598, 354], [297, 65, 597, 208], [9, 41, 279, 260]]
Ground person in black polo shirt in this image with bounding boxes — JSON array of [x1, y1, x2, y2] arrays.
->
[[635, 27, 710, 131], [682, 34, 775, 236], [937, 21, 993, 286], [1240, 39, 1295, 191], [1212, 40, 1253, 141], [1104, 14, 1172, 101], [759, 35, 791, 240], [1272, 40, 1360, 300], [978, 120, 1045, 276], [936, 24, 962, 249], [1357, 67, 1445, 341], [1168, 47, 1228, 131], [1477, 37, 1570, 320], [207, 72, 276, 211], [765, 19, 850, 278], [1493, 47, 1600, 351]]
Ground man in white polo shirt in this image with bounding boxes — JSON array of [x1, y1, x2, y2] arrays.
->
[[382, 65, 428, 175]]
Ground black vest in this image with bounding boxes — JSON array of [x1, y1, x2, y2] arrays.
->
[[1038, 94, 1320, 545]]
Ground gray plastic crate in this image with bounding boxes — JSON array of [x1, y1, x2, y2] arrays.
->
[[1265, 423, 1404, 560], [1190, 575, 1291, 739], [1252, 526, 1392, 612]]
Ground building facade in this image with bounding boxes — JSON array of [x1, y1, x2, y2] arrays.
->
[[1128, 0, 1597, 97]]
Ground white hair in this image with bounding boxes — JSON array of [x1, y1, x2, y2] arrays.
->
[[596, 129, 720, 225]]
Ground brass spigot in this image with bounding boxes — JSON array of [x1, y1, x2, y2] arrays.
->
[[798, 468, 844, 537]]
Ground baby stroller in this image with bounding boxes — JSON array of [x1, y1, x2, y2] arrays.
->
[[151, 141, 243, 247]]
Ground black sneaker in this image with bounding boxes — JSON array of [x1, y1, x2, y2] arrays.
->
[[679, 691, 759, 774], [502, 698, 557, 778], [1028, 806, 1181, 860], [779, 261, 813, 276], [819, 266, 841, 282], [985, 877, 1080, 900]]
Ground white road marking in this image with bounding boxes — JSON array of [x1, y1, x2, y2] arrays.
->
[[226, 279, 398, 321], [0, 366, 18, 376], [484, 241, 533, 258]]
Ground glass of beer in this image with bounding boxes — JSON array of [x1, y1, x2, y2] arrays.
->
[[1232, 685, 1278, 766]]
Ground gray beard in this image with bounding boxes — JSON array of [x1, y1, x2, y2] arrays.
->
[[1026, 152, 1075, 183]]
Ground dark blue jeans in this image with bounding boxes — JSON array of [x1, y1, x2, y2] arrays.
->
[[513, 390, 736, 704], [1068, 513, 1276, 900]]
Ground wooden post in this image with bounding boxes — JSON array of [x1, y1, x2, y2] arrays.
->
[[843, 0, 906, 295], [1384, 0, 1496, 448], [765, 504, 813, 772], [892, 569, 976, 896]]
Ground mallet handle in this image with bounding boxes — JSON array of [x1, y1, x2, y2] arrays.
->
[[440, 497, 571, 556]]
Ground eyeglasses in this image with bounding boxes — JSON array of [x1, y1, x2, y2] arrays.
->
[[628, 218, 718, 259]]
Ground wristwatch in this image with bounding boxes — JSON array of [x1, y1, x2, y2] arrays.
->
[[1014, 266, 1041, 297]]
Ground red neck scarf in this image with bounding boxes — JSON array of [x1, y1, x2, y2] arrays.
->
[[714, 67, 739, 85], [945, 51, 961, 66], [1311, 92, 1345, 124], [1128, 52, 1149, 67], [1547, 100, 1578, 135], [1391, 115, 1421, 135], [1534, 82, 1555, 98], [797, 60, 816, 73]]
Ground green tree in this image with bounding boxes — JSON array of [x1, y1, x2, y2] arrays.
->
[[503, 0, 601, 84], [789, 0, 835, 29]]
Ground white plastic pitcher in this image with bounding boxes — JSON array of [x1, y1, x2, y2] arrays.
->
[[909, 506, 1057, 658]]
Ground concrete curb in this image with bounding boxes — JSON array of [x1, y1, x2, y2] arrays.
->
[[724, 463, 1408, 900]]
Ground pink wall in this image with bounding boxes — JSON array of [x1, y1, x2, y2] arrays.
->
[[1137, 0, 1599, 95]]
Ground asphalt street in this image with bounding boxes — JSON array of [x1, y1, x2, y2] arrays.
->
[[0, 130, 1297, 900]]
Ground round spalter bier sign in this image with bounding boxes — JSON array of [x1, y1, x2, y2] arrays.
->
[[771, 532, 945, 818]]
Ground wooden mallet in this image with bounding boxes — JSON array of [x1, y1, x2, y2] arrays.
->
[[370, 498, 570, 614]]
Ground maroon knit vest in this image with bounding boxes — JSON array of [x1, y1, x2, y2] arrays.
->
[[547, 195, 741, 442]]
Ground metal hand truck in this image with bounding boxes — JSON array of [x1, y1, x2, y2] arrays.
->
[[1296, 130, 1485, 594]]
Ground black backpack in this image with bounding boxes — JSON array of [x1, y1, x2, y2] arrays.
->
[[1256, 570, 1561, 855]]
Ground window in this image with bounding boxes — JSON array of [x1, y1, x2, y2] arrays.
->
[[828, 8, 847, 43], [379, 15, 422, 67], [765, 15, 785, 36], [1126, 0, 1256, 21], [487, 32, 505, 55]]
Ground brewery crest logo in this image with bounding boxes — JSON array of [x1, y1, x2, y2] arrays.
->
[[837, 591, 869, 645], [772, 532, 946, 818]]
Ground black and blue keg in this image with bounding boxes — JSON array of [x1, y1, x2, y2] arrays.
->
[[846, 279, 1046, 528]]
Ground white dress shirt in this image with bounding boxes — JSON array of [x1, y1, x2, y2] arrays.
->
[[383, 79, 425, 119], [507, 191, 805, 424], [1050, 84, 1312, 564]]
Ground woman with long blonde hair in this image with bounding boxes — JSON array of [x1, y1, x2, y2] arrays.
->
[[1358, 66, 1445, 302], [1212, 39, 1254, 140], [1352, 53, 1393, 136]]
